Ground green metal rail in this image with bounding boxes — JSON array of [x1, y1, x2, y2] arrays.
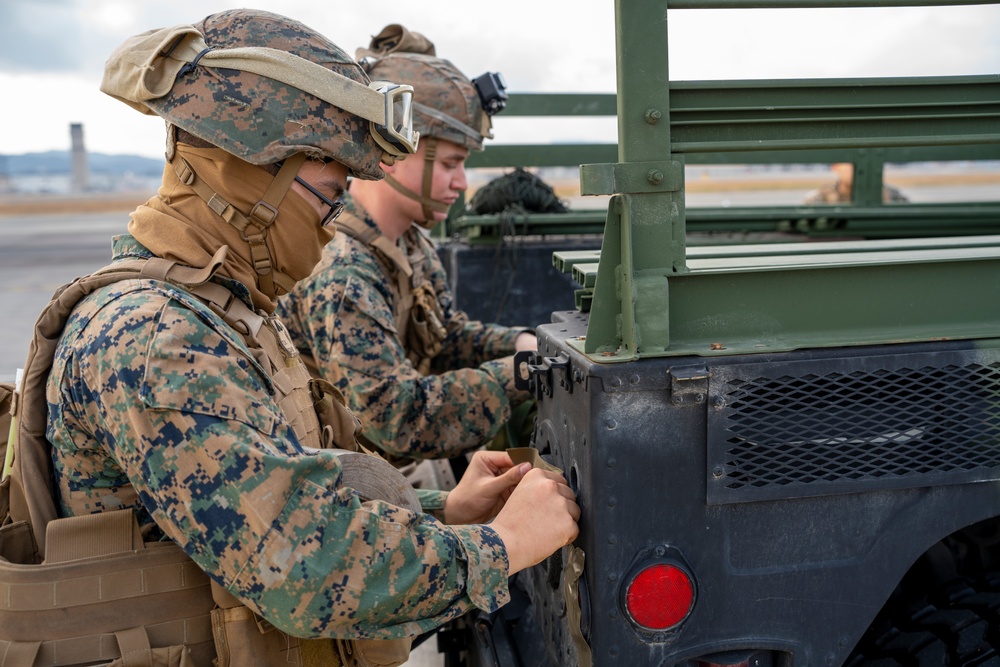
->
[[570, 0, 1000, 362]]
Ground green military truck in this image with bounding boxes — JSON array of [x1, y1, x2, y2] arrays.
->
[[436, 1, 1000, 665]]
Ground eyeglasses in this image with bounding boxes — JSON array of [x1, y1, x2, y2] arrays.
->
[[293, 175, 345, 226]]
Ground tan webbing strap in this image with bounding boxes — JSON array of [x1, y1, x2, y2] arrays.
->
[[140, 246, 228, 287], [44, 508, 143, 564], [334, 211, 415, 337], [0, 615, 214, 667], [419, 137, 437, 223], [169, 153, 303, 299], [334, 213, 413, 280], [0, 640, 40, 667], [247, 153, 306, 299], [506, 447, 564, 474], [381, 175, 449, 217], [189, 281, 264, 344], [564, 546, 593, 667], [2, 558, 209, 612], [381, 143, 450, 221], [115, 626, 152, 667]]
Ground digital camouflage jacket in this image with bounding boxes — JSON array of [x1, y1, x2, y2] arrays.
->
[[47, 234, 511, 640], [277, 192, 529, 460]]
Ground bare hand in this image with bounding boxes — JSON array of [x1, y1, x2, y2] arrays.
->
[[490, 468, 580, 575], [443, 451, 531, 525], [514, 332, 538, 352]]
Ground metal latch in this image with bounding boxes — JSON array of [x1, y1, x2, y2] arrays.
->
[[669, 366, 708, 407], [515, 351, 572, 397]]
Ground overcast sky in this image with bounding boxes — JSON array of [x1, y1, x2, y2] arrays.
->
[[1, 0, 998, 159]]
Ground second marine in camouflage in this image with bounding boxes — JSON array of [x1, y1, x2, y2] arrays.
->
[[279, 29, 537, 462]]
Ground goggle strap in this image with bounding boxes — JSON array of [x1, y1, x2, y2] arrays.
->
[[412, 102, 483, 143], [169, 37, 389, 126]]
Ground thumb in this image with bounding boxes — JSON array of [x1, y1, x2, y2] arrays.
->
[[487, 462, 531, 493]]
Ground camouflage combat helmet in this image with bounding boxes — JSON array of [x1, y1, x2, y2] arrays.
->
[[100, 10, 420, 301], [102, 9, 419, 180], [363, 52, 492, 153], [355, 25, 507, 224]]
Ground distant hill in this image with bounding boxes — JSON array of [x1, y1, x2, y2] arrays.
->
[[0, 151, 163, 176]]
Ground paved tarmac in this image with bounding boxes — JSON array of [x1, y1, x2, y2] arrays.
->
[[2, 183, 996, 380]]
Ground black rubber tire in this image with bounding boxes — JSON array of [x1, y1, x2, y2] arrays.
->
[[845, 575, 1000, 666]]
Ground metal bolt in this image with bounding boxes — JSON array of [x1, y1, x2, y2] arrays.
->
[[647, 169, 664, 185], [606, 418, 618, 430], [712, 466, 724, 478], [608, 496, 617, 508], [608, 535, 618, 545], [694, 394, 705, 404], [607, 457, 617, 468], [712, 396, 726, 410], [629, 374, 640, 385], [644, 109, 662, 124], [608, 572, 618, 582], [654, 546, 665, 557], [610, 377, 622, 388]]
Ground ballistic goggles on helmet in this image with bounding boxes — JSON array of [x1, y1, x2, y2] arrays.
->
[[368, 81, 419, 156], [102, 27, 419, 159]]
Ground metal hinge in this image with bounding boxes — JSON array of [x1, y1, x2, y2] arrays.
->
[[514, 350, 572, 398], [669, 366, 709, 407]]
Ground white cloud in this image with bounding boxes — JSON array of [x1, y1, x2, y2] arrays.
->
[[0, 1, 997, 159]]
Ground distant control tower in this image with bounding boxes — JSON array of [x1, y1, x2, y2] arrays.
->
[[70, 122, 89, 192], [0, 155, 10, 194]]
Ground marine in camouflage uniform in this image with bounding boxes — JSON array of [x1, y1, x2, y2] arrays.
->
[[42, 10, 581, 647], [278, 33, 534, 462]]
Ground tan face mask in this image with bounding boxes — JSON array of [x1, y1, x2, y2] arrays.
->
[[129, 144, 335, 312]]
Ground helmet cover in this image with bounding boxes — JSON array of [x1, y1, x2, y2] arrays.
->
[[363, 53, 491, 152], [145, 10, 386, 179]]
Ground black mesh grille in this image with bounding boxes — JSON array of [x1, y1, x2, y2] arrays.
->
[[709, 360, 1000, 503]]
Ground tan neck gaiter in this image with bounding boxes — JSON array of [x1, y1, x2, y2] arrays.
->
[[129, 144, 334, 313]]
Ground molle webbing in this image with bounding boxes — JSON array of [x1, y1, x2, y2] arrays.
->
[[3, 250, 407, 667], [0, 509, 216, 667], [334, 214, 447, 373]]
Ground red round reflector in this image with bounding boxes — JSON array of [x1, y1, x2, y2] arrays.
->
[[625, 563, 694, 630]]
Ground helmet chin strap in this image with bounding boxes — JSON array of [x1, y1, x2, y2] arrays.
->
[[382, 136, 450, 229]]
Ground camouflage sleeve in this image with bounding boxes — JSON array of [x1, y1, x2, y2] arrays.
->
[[291, 239, 524, 459], [416, 487, 448, 522], [48, 283, 511, 640]]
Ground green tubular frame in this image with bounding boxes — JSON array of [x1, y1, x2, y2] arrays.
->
[[571, 0, 1000, 361]]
